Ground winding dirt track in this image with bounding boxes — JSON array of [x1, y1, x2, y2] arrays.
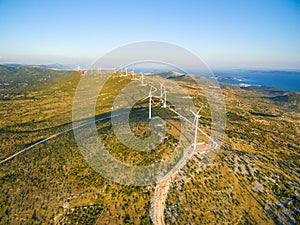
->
[[150, 140, 218, 225], [150, 109, 219, 225]]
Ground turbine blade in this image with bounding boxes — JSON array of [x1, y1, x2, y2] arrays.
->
[[197, 106, 203, 115]]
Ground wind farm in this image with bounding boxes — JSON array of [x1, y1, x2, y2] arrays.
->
[[0, 64, 299, 224], [1, 0, 299, 224]]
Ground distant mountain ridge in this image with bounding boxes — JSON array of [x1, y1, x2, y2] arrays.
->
[[1, 63, 77, 71], [154, 71, 196, 83]]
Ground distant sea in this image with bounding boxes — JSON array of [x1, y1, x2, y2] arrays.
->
[[209, 70, 300, 92]]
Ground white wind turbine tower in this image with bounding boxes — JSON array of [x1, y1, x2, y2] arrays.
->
[[191, 107, 203, 150], [159, 82, 163, 98], [125, 67, 128, 76], [140, 72, 147, 86], [163, 86, 167, 108], [131, 69, 135, 80], [148, 85, 157, 119]]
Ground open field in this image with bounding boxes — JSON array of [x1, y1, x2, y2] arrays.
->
[[0, 66, 299, 224]]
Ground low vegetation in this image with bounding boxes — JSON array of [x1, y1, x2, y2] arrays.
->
[[0, 66, 299, 224]]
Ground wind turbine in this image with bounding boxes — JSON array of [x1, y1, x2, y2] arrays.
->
[[120, 67, 128, 77], [140, 72, 147, 86], [148, 85, 157, 119], [160, 83, 163, 98], [163, 86, 167, 108], [191, 107, 203, 150], [131, 69, 135, 80]]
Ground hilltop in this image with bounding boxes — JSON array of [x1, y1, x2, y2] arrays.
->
[[0, 66, 299, 224]]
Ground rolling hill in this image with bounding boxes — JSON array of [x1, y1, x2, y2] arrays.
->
[[0, 66, 299, 224]]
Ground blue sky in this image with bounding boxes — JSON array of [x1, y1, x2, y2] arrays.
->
[[0, 0, 299, 69]]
